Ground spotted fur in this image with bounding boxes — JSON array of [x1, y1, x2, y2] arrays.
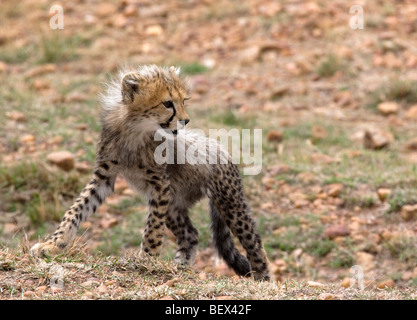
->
[[30, 65, 270, 281]]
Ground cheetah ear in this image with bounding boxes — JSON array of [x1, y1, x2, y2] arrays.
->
[[121, 72, 141, 104]]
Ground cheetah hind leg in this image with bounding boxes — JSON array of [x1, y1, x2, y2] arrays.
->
[[166, 208, 199, 266]]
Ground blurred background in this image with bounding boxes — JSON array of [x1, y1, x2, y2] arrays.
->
[[0, 0, 416, 288]]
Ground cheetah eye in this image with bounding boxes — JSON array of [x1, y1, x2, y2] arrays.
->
[[162, 101, 174, 109]]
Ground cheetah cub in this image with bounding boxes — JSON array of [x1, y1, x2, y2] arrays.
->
[[30, 65, 270, 281]]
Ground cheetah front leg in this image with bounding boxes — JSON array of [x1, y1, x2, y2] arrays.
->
[[139, 169, 171, 257], [30, 161, 118, 257]]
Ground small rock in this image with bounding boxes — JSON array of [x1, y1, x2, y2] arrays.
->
[[47, 151, 75, 171], [145, 25, 163, 36], [326, 183, 343, 197], [377, 188, 391, 202], [401, 204, 417, 221], [97, 284, 108, 294], [266, 130, 283, 143], [406, 105, 417, 119], [198, 272, 207, 281], [239, 46, 260, 64], [377, 102, 399, 115], [166, 277, 180, 287], [6, 111, 26, 122], [159, 296, 175, 300], [75, 161, 92, 173], [96, 3, 116, 18], [318, 293, 341, 300], [25, 64, 56, 77], [271, 259, 287, 275], [377, 279, 395, 289], [401, 271, 413, 281], [215, 296, 233, 300], [355, 251, 375, 272], [381, 230, 393, 240], [341, 277, 351, 288], [261, 176, 275, 190], [310, 153, 337, 164], [307, 281, 325, 288], [363, 129, 393, 150], [311, 126, 327, 139], [404, 138, 417, 151], [99, 217, 118, 229], [20, 134, 35, 144], [35, 286, 48, 293], [324, 224, 350, 239], [23, 291, 35, 298]]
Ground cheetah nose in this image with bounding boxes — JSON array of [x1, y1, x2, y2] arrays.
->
[[182, 119, 190, 126]]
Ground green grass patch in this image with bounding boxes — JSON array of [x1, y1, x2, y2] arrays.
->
[[0, 161, 88, 226], [366, 78, 417, 110], [180, 62, 208, 75], [316, 54, 346, 78]]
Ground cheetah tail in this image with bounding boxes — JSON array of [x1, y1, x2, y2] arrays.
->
[[209, 200, 251, 277]]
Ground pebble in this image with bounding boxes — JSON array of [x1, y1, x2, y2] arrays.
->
[[46, 151, 75, 171]]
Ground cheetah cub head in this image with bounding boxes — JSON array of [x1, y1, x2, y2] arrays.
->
[[103, 65, 191, 135]]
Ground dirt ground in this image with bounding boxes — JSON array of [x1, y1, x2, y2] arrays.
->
[[1, 0, 417, 299]]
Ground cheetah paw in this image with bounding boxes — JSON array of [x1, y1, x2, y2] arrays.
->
[[30, 241, 63, 257]]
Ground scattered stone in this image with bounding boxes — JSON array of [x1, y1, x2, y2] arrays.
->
[[324, 224, 350, 239], [239, 46, 260, 64], [401, 271, 413, 281], [99, 217, 118, 229], [400, 204, 417, 221], [6, 111, 26, 122], [96, 3, 117, 18], [215, 296, 233, 300], [35, 286, 48, 293], [377, 188, 391, 202], [75, 161, 92, 173], [381, 230, 393, 241], [318, 293, 341, 300], [377, 102, 399, 115], [159, 296, 175, 300], [271, 259, 287, 275], [307, 281, 325, 288], [310, 153, 337, 164], [25, 64, 56, 77], [166, 277, 180, 287], [97, 284, 108, 294], [377, 279, 395, 289], [404, 138, 417, 151], [23, 291, 35, 298], [266, 130, 283, 143], [198, 272, 207, 281], [47, 151, 75, 171], [145, 25, 163, 36], [363, 129, 393, 150], [20, 134, 35, 144], [311, 126, 327, 139], [355, 251, 375, 272], [326, 183, 343, 197], [341, 277, 351, 288], [406, 105, 417, 119]]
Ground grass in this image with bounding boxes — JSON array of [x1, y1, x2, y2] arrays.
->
[[0, 161, 88, 226], [316, 54, 346, 78], [1, 246, 415, 300], [366, 78, 417, 110], [385, 235, 417, 266], [179, 62, 209, 75]]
